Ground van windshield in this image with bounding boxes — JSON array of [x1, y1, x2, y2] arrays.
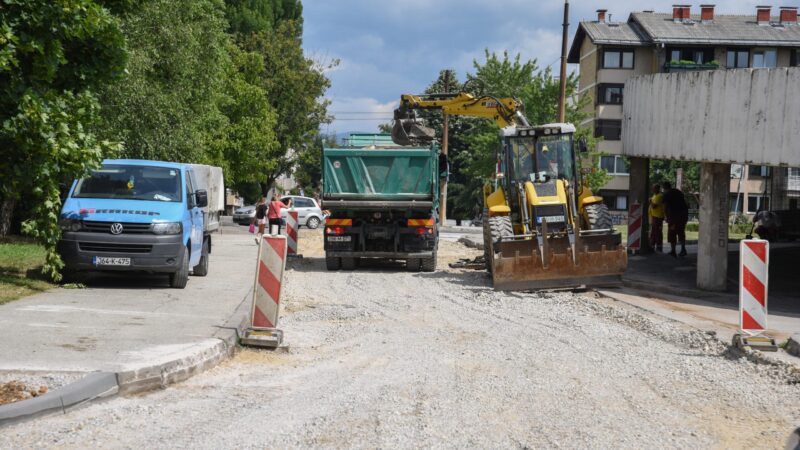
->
[[73, 165, 182, 202]]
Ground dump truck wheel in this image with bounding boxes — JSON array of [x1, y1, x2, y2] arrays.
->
[[407, 258, 421, 271], [585, 203, 613, 230], [421, 251, 436, 272], [325, 254, 341, 270]]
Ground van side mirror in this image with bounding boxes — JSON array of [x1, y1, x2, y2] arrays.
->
[[578, 137, 588, 153], [195, 189, 208, 208]]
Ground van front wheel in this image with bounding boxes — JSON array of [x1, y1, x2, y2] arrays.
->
[[192, 239, 209, 277], [170, 247, 189, 289]]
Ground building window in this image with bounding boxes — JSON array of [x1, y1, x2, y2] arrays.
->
[[726, 49, 749, 68], [748, 165, 772, 178], [599, 155, 629, 175], [597, 84, 624, 105], [747, 195, 769, 213], [667, 47, 714, 64], [602, 193, 628, 211], [594, 119, 622, 141], [787, 167, 800, 191], [603, 49, 634, 69], [752, 49, 777, 68]]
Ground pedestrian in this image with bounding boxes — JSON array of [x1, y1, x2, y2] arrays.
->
[[254, 197, 268, 245], [268, 196, 291, 235], [648, 184, 665, 252], [661, 181, 688, 257]]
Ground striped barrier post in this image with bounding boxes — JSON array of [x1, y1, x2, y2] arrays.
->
[[241, 234, 286, 348], [733, 239, 776, 351], [627, 202, 642, 253], [285, 210, 300, 257]]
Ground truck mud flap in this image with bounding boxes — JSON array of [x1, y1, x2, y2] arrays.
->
[[490, 235, 627, 291]]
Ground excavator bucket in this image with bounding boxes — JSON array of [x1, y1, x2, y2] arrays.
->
[[489, 232, 627, 290], [391, 118, 436, 147]]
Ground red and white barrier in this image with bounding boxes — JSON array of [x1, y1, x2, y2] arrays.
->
[[739, 239, 769, 334], [285, 210, 299, 256], [627, 202, 642, 251], [242, 234, 286, 348]]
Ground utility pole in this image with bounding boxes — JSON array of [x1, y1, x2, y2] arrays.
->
[[557, 0, 570, 123], [440, 70, 451, 225]]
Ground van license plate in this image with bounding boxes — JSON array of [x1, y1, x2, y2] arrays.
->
[[93, 256, 131, 266], [327, 236, 351, 242]]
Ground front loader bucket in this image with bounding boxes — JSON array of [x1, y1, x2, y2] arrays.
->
[[490, 233, 627, 291]]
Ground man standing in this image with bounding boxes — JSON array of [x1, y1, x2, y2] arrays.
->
[[648, 184, 665, 252], [661, 181, 688, 257]]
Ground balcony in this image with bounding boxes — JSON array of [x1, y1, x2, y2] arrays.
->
[[664, 60, 720, 73]]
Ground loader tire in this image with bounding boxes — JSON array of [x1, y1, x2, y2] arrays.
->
[[489, 215, 514, 245], [482, 211, 493, 272], [585, 203, 613, 230]]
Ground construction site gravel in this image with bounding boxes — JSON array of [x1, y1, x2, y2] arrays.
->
[[2, 231, 799, 449]]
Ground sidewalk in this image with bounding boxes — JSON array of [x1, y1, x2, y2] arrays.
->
[[621, 245, 800, 350], [0, 230, 257, 422]]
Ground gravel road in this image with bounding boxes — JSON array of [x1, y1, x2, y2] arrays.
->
[[2, 229, 799, 449]]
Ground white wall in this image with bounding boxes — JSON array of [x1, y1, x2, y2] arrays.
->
[[622, 67, 800, 167]]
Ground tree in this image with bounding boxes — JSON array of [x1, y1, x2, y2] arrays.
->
[[96, 0, 231, 164], [294, 133, 336, 195], [225, 0, 303, 35], [0, 0, 128, 279], [238, 21, 333, 193]]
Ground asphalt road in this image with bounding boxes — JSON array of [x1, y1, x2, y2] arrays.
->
[[2, 228, 800, 449]]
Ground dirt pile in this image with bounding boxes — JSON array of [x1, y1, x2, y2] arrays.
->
[[0, 381, 48, 406]]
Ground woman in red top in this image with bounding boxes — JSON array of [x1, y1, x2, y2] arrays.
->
[[268, 196, 291, 235]]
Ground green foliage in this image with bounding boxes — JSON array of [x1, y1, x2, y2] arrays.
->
[[294, 133, 336, 194], [210, 42, 279, 193], [225, 0, 303, 35], [0, 0, 128, 280], [239, 21, 334, 188], [97, 0, 231, 164]]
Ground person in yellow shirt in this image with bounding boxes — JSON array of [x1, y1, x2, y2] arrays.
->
[[649, 184, 665, 252]]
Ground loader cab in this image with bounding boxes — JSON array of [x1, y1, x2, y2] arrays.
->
[[497, 124, 579, 210]]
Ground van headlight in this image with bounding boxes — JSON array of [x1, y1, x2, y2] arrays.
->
[[58, 218, 82, 232], [152, 222, 182, 235]]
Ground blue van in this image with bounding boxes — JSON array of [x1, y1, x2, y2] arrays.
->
[[58, 159, 215, 288]]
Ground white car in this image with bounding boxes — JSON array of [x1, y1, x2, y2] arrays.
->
[[280, 196, 324, 229]]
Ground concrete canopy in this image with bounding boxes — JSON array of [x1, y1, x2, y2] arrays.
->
[[622, 67, 800, 167]]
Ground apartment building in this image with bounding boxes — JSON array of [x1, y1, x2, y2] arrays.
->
[[567, 4, 800, 215]]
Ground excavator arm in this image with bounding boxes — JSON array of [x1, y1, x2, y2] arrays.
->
[[391, 92, 529, 146]]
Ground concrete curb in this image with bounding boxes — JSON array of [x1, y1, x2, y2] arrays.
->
[[0, 372, 118, 426], [787, 334, 800, 358], [116, 327, 240, 395], [621, 278, 725, 299], [0, 304, 249, 426]]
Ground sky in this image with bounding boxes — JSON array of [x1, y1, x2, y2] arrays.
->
[[302, 0, 769, 134]]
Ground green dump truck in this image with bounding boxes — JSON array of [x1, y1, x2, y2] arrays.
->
[[322, 141, 440, 271]]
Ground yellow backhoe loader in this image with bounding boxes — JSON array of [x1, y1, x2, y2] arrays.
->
[[392, 92, 627, 290]]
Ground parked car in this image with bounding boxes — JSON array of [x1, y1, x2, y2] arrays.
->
[[58, 159, 223, 288], [280, 195, 324, 229], [233, 205, 256, 225]]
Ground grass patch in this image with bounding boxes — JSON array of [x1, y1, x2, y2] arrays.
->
[[0, 236, 54, 305]]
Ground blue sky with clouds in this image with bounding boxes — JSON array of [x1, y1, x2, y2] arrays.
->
[[302, 0, 768, 134]]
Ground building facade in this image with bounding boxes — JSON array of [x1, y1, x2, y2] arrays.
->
[[568, 4, 800, 215]]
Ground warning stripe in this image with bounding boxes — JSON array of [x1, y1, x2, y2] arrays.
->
[[326, 218, 352, 226], [251, 235, 286, 329], [408, 218, 434, 226], [739, 239, 768, 332], [286, 211, 299, 255]]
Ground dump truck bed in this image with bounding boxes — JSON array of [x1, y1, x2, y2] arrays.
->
[[322, 146, 439, 211]]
